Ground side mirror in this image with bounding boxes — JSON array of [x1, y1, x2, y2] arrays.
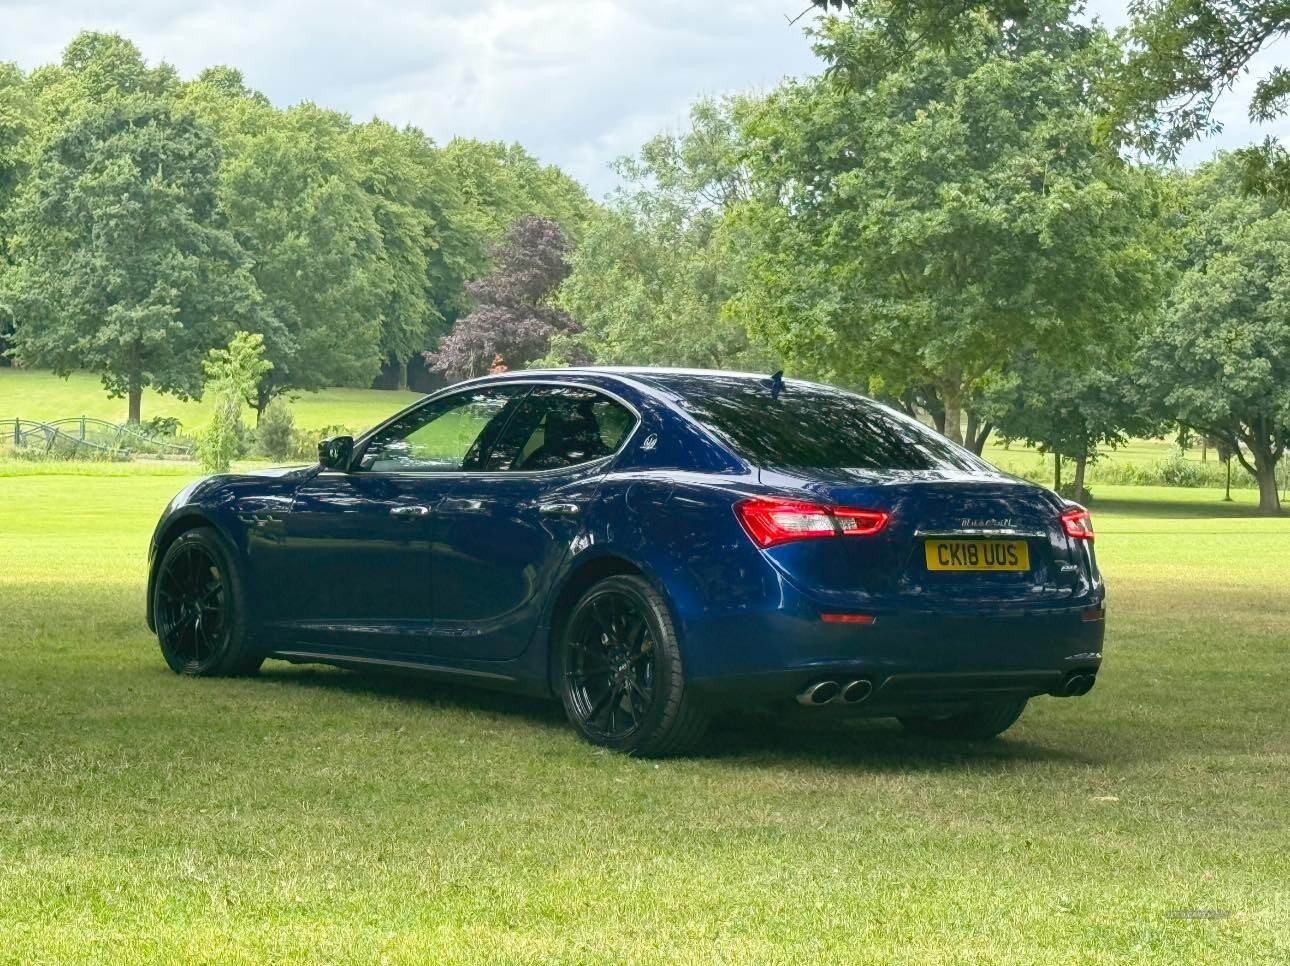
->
[[318, 435, 354, 471]]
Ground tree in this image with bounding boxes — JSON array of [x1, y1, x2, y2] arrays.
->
[[439, 138, 595, 244], [1113, 0, 1290, 199], [551, 98, 769, 371], [983, 344, 1161, 497], [426, 217, 577, 380], [810, 1, 1290, 198], [0, 62, 37, 357], [731, 2, 1161, 445], [189, 93, 387, 416], [4, 91, 262, 422], [346, 121, 480, 390], [0, 62, 35, 241], [1138, 162, 1290, 514]]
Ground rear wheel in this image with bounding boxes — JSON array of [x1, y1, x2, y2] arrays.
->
[[899, 698, 1027, 740], [558, 575, 707, 757], [153, 527, 262, 677]]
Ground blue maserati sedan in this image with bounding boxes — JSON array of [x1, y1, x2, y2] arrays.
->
[[146, 368, 1104, 756]]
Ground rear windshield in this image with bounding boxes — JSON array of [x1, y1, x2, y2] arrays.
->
[[648, 374, 986, 473]]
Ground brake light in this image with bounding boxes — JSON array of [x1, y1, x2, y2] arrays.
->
[[735, 498, 889, 548], [1061, 507, 1094, 541]]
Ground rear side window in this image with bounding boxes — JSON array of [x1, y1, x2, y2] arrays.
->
[[484, 385, 636, 472], [650, 374, 984, 473]]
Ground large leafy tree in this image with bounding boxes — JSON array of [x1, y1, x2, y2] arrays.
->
[[732, 2, 1161, 446], [1113, 0, 1290, 199], [0, 62, 37, 356], [439, 138, 595, 245], [811, 1, 1290, 198], [4, 38, 261, 422], [346, 121, 481, 389], [983, 345, 1161, 495], [426, 217, 577, 380], [552, 99, 769, 371], [185, 83, 386, 415], [1138, 158, 1289, 514]]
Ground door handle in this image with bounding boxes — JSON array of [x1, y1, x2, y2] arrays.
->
[[389, 505, 430, 518], [441, 497, 484, 513], [538, 502, 580, 517]]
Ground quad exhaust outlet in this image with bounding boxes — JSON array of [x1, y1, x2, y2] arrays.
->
[[796, 678, 873, 707], [1058, 672, 1097, 697]]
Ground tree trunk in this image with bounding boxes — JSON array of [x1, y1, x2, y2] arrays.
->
[[1224, 459, 1232, 502], [1253, 458, 1282, 515], [941, 381, 964, 446], [127, 381, 142, 424], [255, 386, 271, 426], [968, 419, 992, 456], [1073, 453, 1088, 500], [1053, 453, 1062, 491], [397, 357, 409, 391], [965, 410, 978, 453]]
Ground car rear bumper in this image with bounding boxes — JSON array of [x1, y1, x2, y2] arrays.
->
[[681, 604, 1105, 713]]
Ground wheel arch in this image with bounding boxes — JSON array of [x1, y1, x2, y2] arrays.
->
[[542, 550, 676, 696], [146, 511, 234, 631]]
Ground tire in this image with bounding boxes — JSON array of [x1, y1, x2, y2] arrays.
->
[[153, 526, 263, 677], [899, 698, 1028, 740], [558, 574, 707, 757]]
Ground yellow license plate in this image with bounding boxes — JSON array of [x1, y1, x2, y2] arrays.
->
[[925, 539, 1029, 572]]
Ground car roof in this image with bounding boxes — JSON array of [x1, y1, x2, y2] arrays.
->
[[484, 366, 771, 381]]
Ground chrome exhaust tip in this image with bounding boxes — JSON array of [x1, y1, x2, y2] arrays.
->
[[1059, 672, 1096, 697], [840, 679, 873, 704], [797, 680, 841, 706]]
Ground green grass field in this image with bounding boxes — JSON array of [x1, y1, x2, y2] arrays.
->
[[0, 368, 422, 434], [1, 461, 1287, 962]]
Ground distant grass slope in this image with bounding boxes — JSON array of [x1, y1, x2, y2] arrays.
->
[[0, 473, 1286, 961], [0, 368, 422, 433]]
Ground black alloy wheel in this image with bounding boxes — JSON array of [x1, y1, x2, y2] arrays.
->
[[565, 586, 658, 741], [559, 575, 706, 757], [154, 528, 262, 677]]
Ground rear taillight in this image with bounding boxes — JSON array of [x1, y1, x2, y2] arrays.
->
[[1061, 507, 1094, 541], [735, 498, 889, 548]]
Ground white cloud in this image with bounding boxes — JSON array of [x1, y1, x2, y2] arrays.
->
[[2, 0, 1285, 195], [0, 0, 822, 196]]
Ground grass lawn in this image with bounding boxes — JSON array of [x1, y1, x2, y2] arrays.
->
[[2, 469, 1288, 961], [0, 368, 422, 434]]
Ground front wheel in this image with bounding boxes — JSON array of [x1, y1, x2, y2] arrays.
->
[[558, 575, 707, 757], [153, 527, 263, 677], [899, 698, 1028, 740]]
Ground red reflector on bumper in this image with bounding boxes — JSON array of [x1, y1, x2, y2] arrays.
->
[[821, 613, 876, 625], [1081, 607, 1105, 622]]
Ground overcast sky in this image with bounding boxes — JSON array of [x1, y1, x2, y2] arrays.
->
[[2, 1, 1287, 198]]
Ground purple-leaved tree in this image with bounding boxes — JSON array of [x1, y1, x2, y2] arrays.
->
[[425, 216, 581, 380]]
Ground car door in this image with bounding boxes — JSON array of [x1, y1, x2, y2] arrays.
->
[[265, 384, 529, 656], [424, 384, 639, 661]]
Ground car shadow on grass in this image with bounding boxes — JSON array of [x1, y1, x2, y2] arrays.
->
[[694, 710, 1103, 771], [256, 663, 1100, 772], [257, 662, 569, 726]]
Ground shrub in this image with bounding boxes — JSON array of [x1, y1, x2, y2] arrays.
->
[[138, 415, 183, 439], [1057, 483, 1094, 504], [257, 399, 296, 461], [197, 333, 270, 474]]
